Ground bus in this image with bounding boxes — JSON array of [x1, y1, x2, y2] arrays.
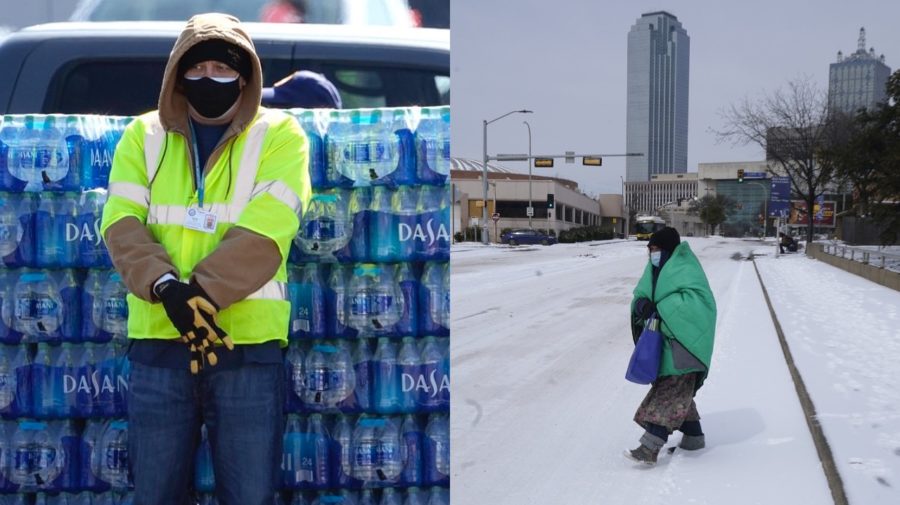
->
[[635, 216, 666, 240]]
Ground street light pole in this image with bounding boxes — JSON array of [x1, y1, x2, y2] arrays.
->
[[482, 109, 532, 244], [523, 120, 532, 229]]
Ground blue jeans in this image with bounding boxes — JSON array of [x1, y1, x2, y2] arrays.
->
[[128, 361, 285, 505]]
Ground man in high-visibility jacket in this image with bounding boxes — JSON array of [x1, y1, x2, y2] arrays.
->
[[100, 13, 310, 505]]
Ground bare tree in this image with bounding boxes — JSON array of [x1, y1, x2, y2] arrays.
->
[[714, 78, 841, 244]]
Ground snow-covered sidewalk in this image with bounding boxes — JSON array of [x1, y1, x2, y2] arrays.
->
[[755, 251, 900, 505]]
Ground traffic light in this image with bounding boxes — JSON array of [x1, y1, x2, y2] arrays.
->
[[737, 169, 744, 183], [547, 193, 555, 209]]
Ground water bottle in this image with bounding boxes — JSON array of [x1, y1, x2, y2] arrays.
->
[[70, 492, 94, 505], [11, 420, 62, 492], [372, 338, 400, 414], [119, 492, 135, 505], [352, 340, 372, 413], [377, 417, 402, 486], [58, 270, 81, 343], [403, 487, 427, 505], [4, 116, 38, 192], [282, 415, 306, 489], [418, 263, 449, 337], [73, 344, 97, 418], [95, 344, 123, 418], [347, 265, 404, 336], [15, 271, 63, 343], [79, 419, 106, 492], [397, 338, 419, 413], [305, 414, 331, 490], [331, 340, 356, 412], [51, 419, 80, 492], [97, 420, 129, 491], [112, 343, 129, 417], [399, 415, 422, 487], [296, 192, 353, 260], [100, 272, 128, 343], [0, 420, 16, 492], [57, 195, 80, 267], [326, 265, 354, 339], [327, 110, 398, 187], [414, 185, 450, 262], [415, 107, 450, 185], [313, 494, 355, 505], [195, 424, 215, 493], [329, 414, 358, 489], [93, 493, 115, 505], [34, 116, 70, 191], [0, 193, 32, 269], [303, 344, 331, 411], [417, 337, 449, 413], [370, 187, 417, 263], [81, 120, 116, 190], [76, 190, 110, 268], [81, 269, 107, 343], [0, 271, 19, 345], [294, 109, 328, 190], [393, 263, 418, 338], [32, 343, 63, 418], [425, 487, 449, 505], [423, 414, 449, 486], [3, 493, 30, 505], [60, 116, 83, 192], [334, 187, 371, 263], [285, 342, 305, 413], [35, 193, 61, 268], [380, 488, 402, 505], [0, 344, 31, 419], [293, 264, 327, 340], [198, 494, 219, 505], [352, 416, 402, 487], [55, 344, 77, 418], [0, 116, 27, 192]]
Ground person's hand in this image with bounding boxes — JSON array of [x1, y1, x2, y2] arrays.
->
[[634, 297, 656, 320], [155, 280, 234, 373]]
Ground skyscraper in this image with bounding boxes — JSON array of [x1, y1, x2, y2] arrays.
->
[[828, 28, 891, 114], [626, 11, 690, 182]]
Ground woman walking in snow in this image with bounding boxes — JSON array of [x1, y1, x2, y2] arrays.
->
[[626, 227, 717, 465]]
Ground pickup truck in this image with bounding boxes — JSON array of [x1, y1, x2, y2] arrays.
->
[[0, 21, 449, 116]]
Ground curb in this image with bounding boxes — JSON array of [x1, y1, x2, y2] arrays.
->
[[751, 258, 849, 505]]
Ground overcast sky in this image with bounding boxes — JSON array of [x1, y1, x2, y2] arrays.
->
[[450, 0, 900, 196]]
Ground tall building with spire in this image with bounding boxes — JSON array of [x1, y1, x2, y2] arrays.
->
[[828, 28, 891, 114], [625, 11, 690, 182]]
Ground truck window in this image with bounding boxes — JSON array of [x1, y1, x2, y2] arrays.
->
[[46, 60, 167, 116]]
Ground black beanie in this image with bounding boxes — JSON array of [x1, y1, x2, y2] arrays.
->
[[178, 39, 252, 80], [648, 227, 681, 254]]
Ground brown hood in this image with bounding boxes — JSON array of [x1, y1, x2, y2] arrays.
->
[[158, 13, 262, 137]]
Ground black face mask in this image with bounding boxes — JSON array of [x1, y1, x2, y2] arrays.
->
[[182, 77, 241, 118]]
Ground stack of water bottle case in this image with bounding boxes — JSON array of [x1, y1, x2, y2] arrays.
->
[[0, 106, 451, 505]]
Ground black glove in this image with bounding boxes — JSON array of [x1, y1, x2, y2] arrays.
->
[[155, 280, 234, 373], [634, 297, 656, 320]]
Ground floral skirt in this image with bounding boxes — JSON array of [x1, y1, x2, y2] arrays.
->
[[634, 373, 701, 432]]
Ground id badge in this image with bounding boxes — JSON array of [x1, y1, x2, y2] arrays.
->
[[184, 206, 218, 234]]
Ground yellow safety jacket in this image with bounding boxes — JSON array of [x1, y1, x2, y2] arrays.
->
[[100, 109, 310, 345]]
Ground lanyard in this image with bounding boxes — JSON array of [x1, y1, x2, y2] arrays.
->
[[188, 120, 206, 208]]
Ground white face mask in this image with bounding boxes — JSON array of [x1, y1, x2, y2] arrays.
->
[[650, 251, 662, 267]]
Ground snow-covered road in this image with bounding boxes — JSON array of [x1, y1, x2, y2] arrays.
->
[[451, 237, 899, 504]]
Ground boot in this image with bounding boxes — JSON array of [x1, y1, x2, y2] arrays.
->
[[624, 432, 665, 465], [679, 434, 705, 450]]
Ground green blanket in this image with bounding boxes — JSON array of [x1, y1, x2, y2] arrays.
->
[[632, 242, 717, 384]]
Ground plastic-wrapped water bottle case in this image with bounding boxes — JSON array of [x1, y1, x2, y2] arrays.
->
[[0, 109, 450, 502]]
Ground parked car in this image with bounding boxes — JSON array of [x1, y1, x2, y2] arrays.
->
[[501, 229, 557, 246], [70, 0, 416, 27], [0, 21, 448, 115]]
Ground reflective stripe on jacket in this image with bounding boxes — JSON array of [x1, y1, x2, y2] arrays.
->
[[101, 108, 311, 345]]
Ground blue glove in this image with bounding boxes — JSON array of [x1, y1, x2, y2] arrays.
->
[[634, 297, 656, 320]]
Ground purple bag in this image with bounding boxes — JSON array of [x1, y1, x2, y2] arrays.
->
[[625, 314, 662, 384]]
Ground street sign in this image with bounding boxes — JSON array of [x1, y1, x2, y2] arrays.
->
[[565, 151, 575, 163], [526, 206, 534, 217], [534, 158, 554, 167], [491, 213, 500, 222], [495, 153, 529, 161], [744, 172, 767, 180], [769, 176, 791, 217], [583, 156, 602, 166]]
